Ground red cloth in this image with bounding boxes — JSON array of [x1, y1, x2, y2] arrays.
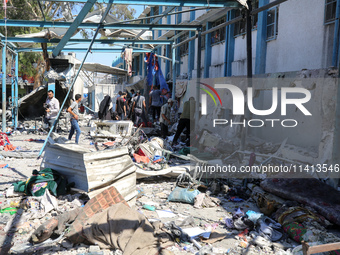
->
[[133, 153, 149, 163], [4, 144, 15, 151], [0, 133, 10, 147]]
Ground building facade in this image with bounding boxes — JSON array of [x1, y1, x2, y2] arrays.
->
[[113, 0, 338, 80]]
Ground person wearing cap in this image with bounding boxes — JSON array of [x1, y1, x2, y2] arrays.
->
[[131, 90, 147, 126], [160, 98, 174, 138]]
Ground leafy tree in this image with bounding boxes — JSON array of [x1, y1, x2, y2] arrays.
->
[[0, 1, 135, 77]]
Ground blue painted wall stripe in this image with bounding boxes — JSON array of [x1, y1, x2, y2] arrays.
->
[[176, 7, 182, 75], [225, 10, 235, 77], [204, 22, 212, 78], [188, 7, 195, 79], [255, 0, 269, 74], [158, 6, 162, 38]]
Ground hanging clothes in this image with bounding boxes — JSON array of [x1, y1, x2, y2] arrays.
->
[[98, 95, 112, 120], [144, 53, 169, 92], [124, 48, 133, 76]]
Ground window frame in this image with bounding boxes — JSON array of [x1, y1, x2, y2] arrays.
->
[[201, 25, 206, 50], [234, 0, 259, 38], [210, 16, 227, 46], [266, 7, 278, 42], [179, 32, 189, 57], [324, 0, 337, 25]]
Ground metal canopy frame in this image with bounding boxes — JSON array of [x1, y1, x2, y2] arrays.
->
[[1, 0, 288, 159], [38, 0, 242, 8]]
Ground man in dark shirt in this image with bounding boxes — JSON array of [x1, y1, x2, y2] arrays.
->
[[131, 90, 147, 126], [116, 92, 126, 120]]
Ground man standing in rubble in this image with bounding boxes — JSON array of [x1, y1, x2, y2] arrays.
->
[[160, 98, 174, 139], [44, 90, 60, 131], [131, 90, 147, 127], [149, 85, 162, 122], [116, 92, 127, 120], [172, 97, 196, 146], [67, 94, 82, 144]]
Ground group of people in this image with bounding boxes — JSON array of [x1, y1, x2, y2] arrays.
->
[[99, 89, 148, 127], [44, 87, 195, 146]]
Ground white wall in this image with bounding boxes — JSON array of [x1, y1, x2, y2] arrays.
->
[[182, 7, 191, 22], [266, 0, 332, 73], [232, 30, 257, 76], [180, 55, 189, 76]]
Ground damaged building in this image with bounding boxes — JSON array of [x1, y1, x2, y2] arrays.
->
[[1, 0, 340, 255]]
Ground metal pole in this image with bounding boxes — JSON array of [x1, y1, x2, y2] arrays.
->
[[2, 46, 6, 132], [38, 2, 114, 158], [240, 0, 253, 151], [11, 76, 14, 125], [14, 53, 18, 128], [195, 29, 202, 128], [172, 42, 176, 99]]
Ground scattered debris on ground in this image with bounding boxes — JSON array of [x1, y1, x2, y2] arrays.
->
[[1, 115, 340, 255]]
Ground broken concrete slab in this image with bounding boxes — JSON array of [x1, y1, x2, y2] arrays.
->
[[90, 120, 134, 138]]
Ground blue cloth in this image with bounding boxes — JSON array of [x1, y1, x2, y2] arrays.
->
[[69, 118, 81, 144], [145, 53, 169, 92]]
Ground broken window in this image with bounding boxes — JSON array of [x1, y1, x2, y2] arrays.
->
[[211, 16, 227, 45], [179, 32, 189, 56], [267, 7, 279, 41], [325, 0, 337, 24]]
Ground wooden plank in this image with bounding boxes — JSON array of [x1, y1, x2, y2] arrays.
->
[[308, 242, 340, 254]]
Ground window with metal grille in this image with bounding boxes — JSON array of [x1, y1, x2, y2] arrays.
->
[[211, 16, 226, 45], [201, 25, 206, 49], [179, 33, 189, 56], [234, 0, 259, 37], [325, 0, 337, 24], [267, 7, 278, 41]]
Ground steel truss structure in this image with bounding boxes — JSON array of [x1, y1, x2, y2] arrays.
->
[[0, 0, 286, 157]]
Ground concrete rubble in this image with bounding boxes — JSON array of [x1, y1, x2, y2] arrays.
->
[[0, 113, 340, 255]]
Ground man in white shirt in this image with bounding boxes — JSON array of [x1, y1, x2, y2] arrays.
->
[[44, 90, 60, 131]]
